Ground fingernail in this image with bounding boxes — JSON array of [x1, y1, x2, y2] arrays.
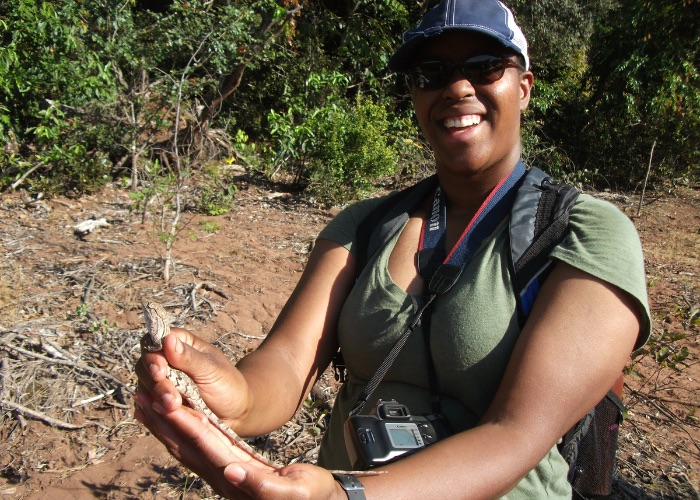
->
[[174, 337, 184, 354], [224, 464, 246, 483], [148, 363, 160, 379]]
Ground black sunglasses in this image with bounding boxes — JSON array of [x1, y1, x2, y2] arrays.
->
[[407, 55, 524, 90]]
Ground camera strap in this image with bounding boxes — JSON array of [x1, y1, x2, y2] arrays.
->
[[349, 292, 438, 417], [349, 162, 526, 418]]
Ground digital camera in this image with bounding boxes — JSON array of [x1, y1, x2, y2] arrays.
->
[[344, 399, 451, 469]]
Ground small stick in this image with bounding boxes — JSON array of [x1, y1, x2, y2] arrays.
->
[[0, 399, 92, 429], [72, 389, 116, 408], [637, 140, 656, 217]]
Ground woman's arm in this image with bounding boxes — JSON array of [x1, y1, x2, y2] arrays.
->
[[348, 262, 640, 499]]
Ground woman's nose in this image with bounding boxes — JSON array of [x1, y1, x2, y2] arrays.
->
[[441, 68, 476, 99]]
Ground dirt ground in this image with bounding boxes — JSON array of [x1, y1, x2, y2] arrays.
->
[[0, 172, 698, 499]]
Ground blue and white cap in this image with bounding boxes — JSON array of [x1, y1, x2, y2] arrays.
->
[[389, 0, 529, 72]]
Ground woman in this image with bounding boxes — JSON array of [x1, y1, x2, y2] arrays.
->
[[135, 1, 650, 498]]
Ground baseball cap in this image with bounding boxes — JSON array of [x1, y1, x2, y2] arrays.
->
[[388, 0, 529, 72]]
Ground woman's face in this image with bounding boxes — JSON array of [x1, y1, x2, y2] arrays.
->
[[410, 31, 533, 183]]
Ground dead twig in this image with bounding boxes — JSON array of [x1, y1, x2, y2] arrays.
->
[[631, 390, 700, 410], [199, 282, 231, 300], [0, 339, 128, 390], [231, 330, 267, 341], [7, 162, 44, 192], [636, 139, 656, 217], [0, 399, 94, 429], [630, 389, 700, 453], [72, 389, 116, 408]]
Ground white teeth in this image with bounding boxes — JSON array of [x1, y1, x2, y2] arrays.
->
[[443, 115, 481, 128]]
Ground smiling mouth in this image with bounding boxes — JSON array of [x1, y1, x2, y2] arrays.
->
[[442, 114, 482, 129]]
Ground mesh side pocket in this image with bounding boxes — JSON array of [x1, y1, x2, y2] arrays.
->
[[568, 391, 624, 498]]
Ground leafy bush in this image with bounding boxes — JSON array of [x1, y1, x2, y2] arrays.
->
[[306, 94, 399, 203], [266, 67, 399, 203], [193, 164, 238, 216], [0, 0, 118, 194], [1, 0, 697, 198]]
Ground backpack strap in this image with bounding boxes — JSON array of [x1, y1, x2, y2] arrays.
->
[[355, 175, 439, 279], [508, 167, 579, 325]]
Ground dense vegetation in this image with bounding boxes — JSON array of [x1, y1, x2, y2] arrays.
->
[[1, 0, 698, 204]]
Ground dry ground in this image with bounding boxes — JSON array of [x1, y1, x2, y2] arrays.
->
[[0, 172, 697, 499]]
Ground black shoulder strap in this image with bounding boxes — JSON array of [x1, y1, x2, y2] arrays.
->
[[355, 175, 439, 279], [355, 168, 578, 292], [508, 167, 579, 325]]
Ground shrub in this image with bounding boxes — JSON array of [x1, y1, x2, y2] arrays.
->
[[306, 95, 399, 203]]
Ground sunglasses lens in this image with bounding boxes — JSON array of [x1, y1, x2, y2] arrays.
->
[[409, 61, 449, 90], [461, 57, 506, 84]]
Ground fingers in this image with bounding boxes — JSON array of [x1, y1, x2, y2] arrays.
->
[[136, 327, 237, 414], [134, 391, 250, 467]]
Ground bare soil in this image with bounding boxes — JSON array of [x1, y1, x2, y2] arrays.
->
[[0, 175, 697, 499]]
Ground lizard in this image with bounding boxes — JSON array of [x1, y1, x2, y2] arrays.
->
[[141, 301, 384, 476]]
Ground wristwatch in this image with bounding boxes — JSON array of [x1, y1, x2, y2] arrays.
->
[[331, 473, 366, 499]]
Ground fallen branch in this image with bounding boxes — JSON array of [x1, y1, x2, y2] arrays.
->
[[636, 139, 656, 217], [0, 399, 92, 430], [0, 339, 129, 390]]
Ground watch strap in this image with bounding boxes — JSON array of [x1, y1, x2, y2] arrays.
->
[[331, 473, 366, 499]]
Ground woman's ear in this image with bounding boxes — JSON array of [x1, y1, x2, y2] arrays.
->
[[519, 71, 534, 112]]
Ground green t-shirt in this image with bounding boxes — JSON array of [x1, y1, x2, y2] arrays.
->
[[315, 191, 651, 499]]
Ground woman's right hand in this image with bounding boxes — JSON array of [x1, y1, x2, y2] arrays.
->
[[135, 327, 248, 428]]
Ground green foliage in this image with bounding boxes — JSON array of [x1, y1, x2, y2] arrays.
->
[[629, 328, 690, 377], [267, 68, 399, 203], [578, 0, 700, 186], [0, 0, 119, 194], [193, 164, 238, 216], [267, 70, 350, 179], [511, 0, 700, 189], [128, 160, 176, 214], [0, 0, 296, 195], [2, 0, 697, 198], [198, 220, 222, 233], [306, 94, 399, 203]]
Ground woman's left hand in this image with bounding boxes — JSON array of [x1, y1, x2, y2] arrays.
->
[[135, 391, 343, 499]]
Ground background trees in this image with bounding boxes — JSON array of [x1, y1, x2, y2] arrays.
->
[[1, 0, 697, 201]]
